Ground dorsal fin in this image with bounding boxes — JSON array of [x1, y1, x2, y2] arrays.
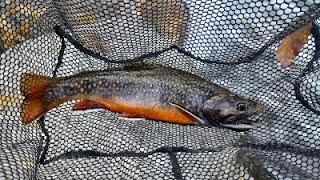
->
[[123, 61, 161, 70]]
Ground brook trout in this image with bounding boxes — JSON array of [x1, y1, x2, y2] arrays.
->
[[20, 66, 264, 130]]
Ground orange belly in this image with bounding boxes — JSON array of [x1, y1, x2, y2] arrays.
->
[[75, 96, 196, 125]]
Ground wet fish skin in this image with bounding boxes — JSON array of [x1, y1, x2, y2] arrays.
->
[[44, 67, 216, 111], [20, 66, 264, 130]]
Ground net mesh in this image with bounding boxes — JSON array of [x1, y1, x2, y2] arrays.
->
[[1, 0, 320, 179]]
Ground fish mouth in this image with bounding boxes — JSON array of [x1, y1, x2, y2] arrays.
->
[[219, 116, 262, 131], [219, 103, 264, 131]]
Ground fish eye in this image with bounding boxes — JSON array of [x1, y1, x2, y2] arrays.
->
[[237, 103, 248, 111]]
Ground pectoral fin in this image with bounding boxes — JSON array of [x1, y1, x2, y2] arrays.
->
[[169, 102, 207, 124]]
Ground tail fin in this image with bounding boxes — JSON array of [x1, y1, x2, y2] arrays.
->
[[20, 73, 57, 124]]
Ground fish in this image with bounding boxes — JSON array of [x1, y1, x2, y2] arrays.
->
[[20, 65, 264, 131]]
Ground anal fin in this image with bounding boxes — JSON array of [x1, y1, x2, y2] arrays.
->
[[121, 112, 140, 118], [72, 100, 105, 111], [118, 117, 146, 121]]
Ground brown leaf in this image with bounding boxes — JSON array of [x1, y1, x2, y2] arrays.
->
[[276, 23, 312, 68]]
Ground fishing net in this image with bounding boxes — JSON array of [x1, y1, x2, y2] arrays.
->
[[1, 0, 320, 179]]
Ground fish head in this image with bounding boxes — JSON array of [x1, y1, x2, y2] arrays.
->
[[201, 92, 264, 131]]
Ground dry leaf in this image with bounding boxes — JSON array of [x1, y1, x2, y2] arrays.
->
[[0, 3, 47, 50], [276, 23, 312, 68]]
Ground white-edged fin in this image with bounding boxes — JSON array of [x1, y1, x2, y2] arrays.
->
[[72, 108, 106, 115], [169, 102, 207, 124], [118, 117, 147, 121]]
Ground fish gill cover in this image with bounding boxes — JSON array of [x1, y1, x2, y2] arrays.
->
[[0, 0, 320, 179]]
